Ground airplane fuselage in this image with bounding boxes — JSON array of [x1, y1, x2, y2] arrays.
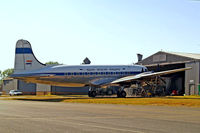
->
[[13, 65, 147, 87]]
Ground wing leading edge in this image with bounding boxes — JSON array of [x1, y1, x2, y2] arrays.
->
[[111, 67, 192, 84]]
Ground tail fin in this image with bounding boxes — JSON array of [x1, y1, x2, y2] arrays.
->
[[14, 39, 46, 73]]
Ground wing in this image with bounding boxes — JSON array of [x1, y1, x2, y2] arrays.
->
[[11, 74, 86, 87], [111, 67, 191, 84], [90, 77, 117, 86]]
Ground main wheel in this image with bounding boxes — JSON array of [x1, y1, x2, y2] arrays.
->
[[117, 91, 121, 98], [88, 91, 92, 97], [90, 91, 97, 97], [120, 91, 126, 98]]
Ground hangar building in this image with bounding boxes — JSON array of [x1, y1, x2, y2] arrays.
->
[[137, 51, 200, 95]]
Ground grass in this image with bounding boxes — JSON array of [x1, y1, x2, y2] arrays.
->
[[1, 95, 200, 107], [62, 96, 200, 107]]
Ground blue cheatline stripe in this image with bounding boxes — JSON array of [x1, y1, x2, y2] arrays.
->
[[11, 71, 142, 77], [16, 48, 33, 54]]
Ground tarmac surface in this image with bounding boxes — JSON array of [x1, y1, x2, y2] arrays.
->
[[0, 100, 200, 133]]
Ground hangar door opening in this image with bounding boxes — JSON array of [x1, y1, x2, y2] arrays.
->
[[147, 63, 185, 95]]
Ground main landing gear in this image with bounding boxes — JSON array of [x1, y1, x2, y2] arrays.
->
[[88, 86, 97, 97], [88, 86, 127, 98], [117, 87, 127, 98], [88, 90, 97, 97]]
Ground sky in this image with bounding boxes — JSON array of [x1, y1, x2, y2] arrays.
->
[[0, 0, 200, 71]]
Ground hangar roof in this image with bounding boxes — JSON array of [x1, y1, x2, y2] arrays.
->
[[164, 51, 200, 60], [137, 51, 200, 66]]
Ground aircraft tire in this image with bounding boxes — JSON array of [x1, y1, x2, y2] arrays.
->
[[120, 91, 126, 98], [117, 91, 121, 98], [88, 91, 92, 97], [90, 91, 97, 97]]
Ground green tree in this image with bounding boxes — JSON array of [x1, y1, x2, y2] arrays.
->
[[1, 68, 14, 79], [45, 61, 62, 65], [0, 70, 2, 88], [0, 69, 14, 90], [0, 70, 2, 79]]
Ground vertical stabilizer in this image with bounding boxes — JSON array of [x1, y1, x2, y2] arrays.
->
[[14, 39, 46, 73]]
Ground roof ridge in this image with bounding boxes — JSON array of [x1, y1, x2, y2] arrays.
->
[[162, 51, 200, 55], [161, 51, 200, 60]]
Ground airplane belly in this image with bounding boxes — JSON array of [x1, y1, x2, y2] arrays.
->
[[41, 76, 89, 87]]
